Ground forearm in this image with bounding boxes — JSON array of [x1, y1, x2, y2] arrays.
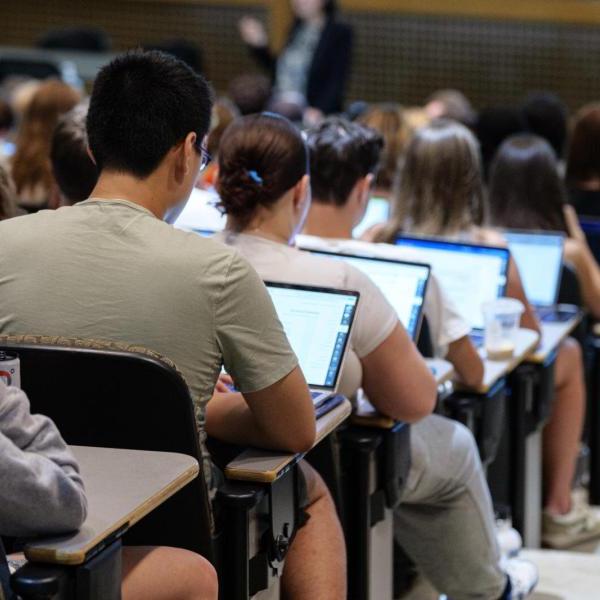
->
[[205, 392, 311, 452]]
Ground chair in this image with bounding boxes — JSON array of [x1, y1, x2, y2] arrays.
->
[[0, 336, 299, 600]]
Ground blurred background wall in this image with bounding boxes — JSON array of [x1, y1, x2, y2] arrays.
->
[[3, 0, 600, 109]]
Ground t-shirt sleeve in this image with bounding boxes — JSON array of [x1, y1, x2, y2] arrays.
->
[[424, 274, 471, 358], [344, 264, 398, 358], [215, 252, 299, 393]]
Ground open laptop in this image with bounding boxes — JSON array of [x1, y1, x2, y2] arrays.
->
[[303, 249, 430, 341], [395, 236, 510, 345], [265, 281, 360, 417], [503, 230, 577, 323], [352, 196, 391, 238], [173, 187, 226, 237]]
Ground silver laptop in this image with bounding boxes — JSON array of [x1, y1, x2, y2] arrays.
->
[[265, 281, 360, 416], [304, 249, 430, 341], [395, 236, 510, 345], [173, 187, 226, 237], [352, 196, 391, 238], [503, 230, 577, 323]]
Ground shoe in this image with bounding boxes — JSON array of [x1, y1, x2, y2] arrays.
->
[[496, 519, 523, 558], [502, 557, 538, 599], [542, 497, 600, 549]]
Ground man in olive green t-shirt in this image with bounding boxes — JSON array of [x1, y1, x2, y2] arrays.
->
[[0, 51, 347, 599]]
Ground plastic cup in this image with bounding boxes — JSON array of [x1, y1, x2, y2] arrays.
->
[[482, 298, 525, 360]]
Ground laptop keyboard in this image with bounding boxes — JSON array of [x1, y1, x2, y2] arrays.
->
[[536, 306, 579, 323]]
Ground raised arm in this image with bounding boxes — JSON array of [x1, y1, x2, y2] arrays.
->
[[563, 204, 600, 319], [0, 382, 87, 537]]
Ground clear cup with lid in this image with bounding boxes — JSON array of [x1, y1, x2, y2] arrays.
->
[[482, 298, 524, 360]]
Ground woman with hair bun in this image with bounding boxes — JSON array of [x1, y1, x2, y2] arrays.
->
[[214, 112, 536, 600]]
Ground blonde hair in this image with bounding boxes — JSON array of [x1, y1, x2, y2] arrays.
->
[[377, 118, 485, 241], [358, 103, 412, 191]]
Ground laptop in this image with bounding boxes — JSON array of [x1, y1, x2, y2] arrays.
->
[[352, 196, 391, 238], [173, 187, 227, 236], [304, 249, 430, 341], [395, 236, 510, 345], [503, 230, 576, 323], [265, 281, 360, 417]]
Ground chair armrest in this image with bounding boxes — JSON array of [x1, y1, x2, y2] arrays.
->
[[11, 562, 71, 599]]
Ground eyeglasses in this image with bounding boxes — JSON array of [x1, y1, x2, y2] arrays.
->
[[194, 139, 212, 172]]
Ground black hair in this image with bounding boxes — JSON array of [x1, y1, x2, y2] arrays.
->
[[307, 116, 383, 206], [488, 133, 568, 233], [217, 112, 308, 230], [86, 49, 213, 179], [521, 92, 568, 159], [475, 107, 527, 180], [51, 103, 98, 204]]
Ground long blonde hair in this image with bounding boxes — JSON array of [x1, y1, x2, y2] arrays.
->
[[377, 118, 485, 241]]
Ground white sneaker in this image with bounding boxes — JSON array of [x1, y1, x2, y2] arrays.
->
[[503, 557, 538, 599], [542, 495, 600, 549], [496, 519, 523, 558]]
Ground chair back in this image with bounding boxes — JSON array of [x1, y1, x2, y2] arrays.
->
[[0, 336, 214, 561]]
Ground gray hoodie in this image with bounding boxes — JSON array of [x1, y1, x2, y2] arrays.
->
[[0, 381, 87, 537]]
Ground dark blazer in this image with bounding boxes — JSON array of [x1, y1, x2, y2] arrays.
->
[[250, 19, 353, 115]]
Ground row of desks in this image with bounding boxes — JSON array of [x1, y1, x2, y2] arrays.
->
[[17, 316, 580, 568]]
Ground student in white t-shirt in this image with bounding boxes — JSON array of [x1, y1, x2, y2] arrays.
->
[[300, 116, 483, 388], [213, 112, 535, 600]]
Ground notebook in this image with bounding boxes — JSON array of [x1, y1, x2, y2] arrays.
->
[[304, 249, 430, 341], [265, 282, 360, 417], [395, 236, 510, 343]]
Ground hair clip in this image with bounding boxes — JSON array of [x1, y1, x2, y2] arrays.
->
[[247, 169, 264, 185]]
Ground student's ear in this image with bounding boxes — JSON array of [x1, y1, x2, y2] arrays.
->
[[359, 174, 374, 208], [173, 132, 198, 183], [293, 174, 311, 214]]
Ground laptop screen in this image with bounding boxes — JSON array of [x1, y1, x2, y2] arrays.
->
[[395, 237, 509, 331], [174, 188, 226, 235], [503, 231, 564, 307], [265, 282, 359, 390], [305, 250, 430, 341], [352, 197, 391, 238]]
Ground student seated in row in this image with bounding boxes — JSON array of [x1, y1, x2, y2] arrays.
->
[[300, 117, 484, 388], [0, 379, 218, 600], [489, 133, 600, 321], [0, 51, 345, 599], [213, 112, 537, 600], [375, 119, 598, 548]]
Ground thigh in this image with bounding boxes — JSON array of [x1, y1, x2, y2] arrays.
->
[[401, 414, 481, 504]]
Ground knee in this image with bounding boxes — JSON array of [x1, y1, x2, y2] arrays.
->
[[299, 460, 330, 506], [180, 552, 218, 600], [558, 336, 583, 368], [448, 419, 480, 472]]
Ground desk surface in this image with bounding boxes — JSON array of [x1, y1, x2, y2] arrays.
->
[[456, 328, 540, 394], [528, 314, 582, 364], [25, 446, 199, 566], [351, 358, 454, 429], [225, 398, 352, 483]]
